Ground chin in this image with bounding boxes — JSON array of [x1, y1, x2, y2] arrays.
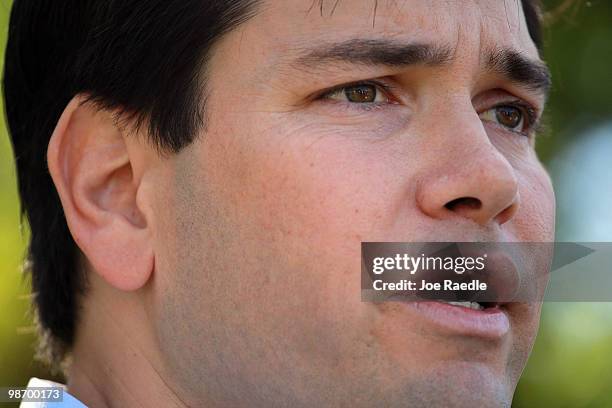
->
[[403, 361, 514, 408]]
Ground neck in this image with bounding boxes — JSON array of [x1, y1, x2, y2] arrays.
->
[[66, 273, 188, 408]]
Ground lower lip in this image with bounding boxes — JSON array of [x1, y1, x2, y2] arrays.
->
[[402, 301, 510, 339]]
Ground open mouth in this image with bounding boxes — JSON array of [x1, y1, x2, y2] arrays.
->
[[433, 297, 504, 311], [366, 243, 525, 338], [438, 300, 487, 311]]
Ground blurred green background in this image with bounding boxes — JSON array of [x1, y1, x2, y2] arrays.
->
[[0, 0, 611, 407]]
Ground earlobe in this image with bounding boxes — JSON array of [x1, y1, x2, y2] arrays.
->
[[47, 96, 154, 291]]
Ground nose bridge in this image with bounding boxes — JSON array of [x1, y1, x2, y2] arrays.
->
[[415, 97, 520, 226], [425, 91, 511, 175]]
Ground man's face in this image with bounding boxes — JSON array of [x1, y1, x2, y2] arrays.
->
[[150, 1, 555, 406]]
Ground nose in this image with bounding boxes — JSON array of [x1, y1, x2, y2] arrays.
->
[[416, 130, 520, 227]]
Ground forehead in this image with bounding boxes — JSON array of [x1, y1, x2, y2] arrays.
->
[[241, 0, 539, 59]]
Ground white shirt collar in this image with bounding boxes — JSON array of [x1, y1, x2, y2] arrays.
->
[[19, 378, 87, 408]]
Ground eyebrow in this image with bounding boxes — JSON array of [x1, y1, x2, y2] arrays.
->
[[293, 38, 551, 96], [486, 48, 551, 95], [294, 39, 453, 68]]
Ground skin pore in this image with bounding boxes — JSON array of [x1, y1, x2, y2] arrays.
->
[[48, 1, 555, 407]]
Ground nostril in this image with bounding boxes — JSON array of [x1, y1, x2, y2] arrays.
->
[[445, 197, 482, 212]]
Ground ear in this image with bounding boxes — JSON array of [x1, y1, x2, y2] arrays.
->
[[47, 96, 154, 291]]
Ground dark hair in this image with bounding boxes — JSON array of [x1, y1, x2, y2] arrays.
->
[[2, 0, 542, 366], [3, 0, 260, 365]]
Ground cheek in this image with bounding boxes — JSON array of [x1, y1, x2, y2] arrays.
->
[[191, 117, 401, 345], [513, 160, 556, 242], [204, 117, 400, 251]]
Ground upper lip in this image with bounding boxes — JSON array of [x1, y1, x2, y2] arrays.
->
[[389, 243, 523, 308], [459, 246, 521, 307]]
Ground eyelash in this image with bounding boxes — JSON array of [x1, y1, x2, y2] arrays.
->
[[316, 80, 541, 136]]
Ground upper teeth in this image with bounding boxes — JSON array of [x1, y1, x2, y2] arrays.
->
[[442, 301, 483, 310]]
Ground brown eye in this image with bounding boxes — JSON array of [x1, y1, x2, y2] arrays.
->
[[479, 105, 527, 132], [495, 106, 523, 129], [322, 82, 389, 104], [344, 84, 377, 103]]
